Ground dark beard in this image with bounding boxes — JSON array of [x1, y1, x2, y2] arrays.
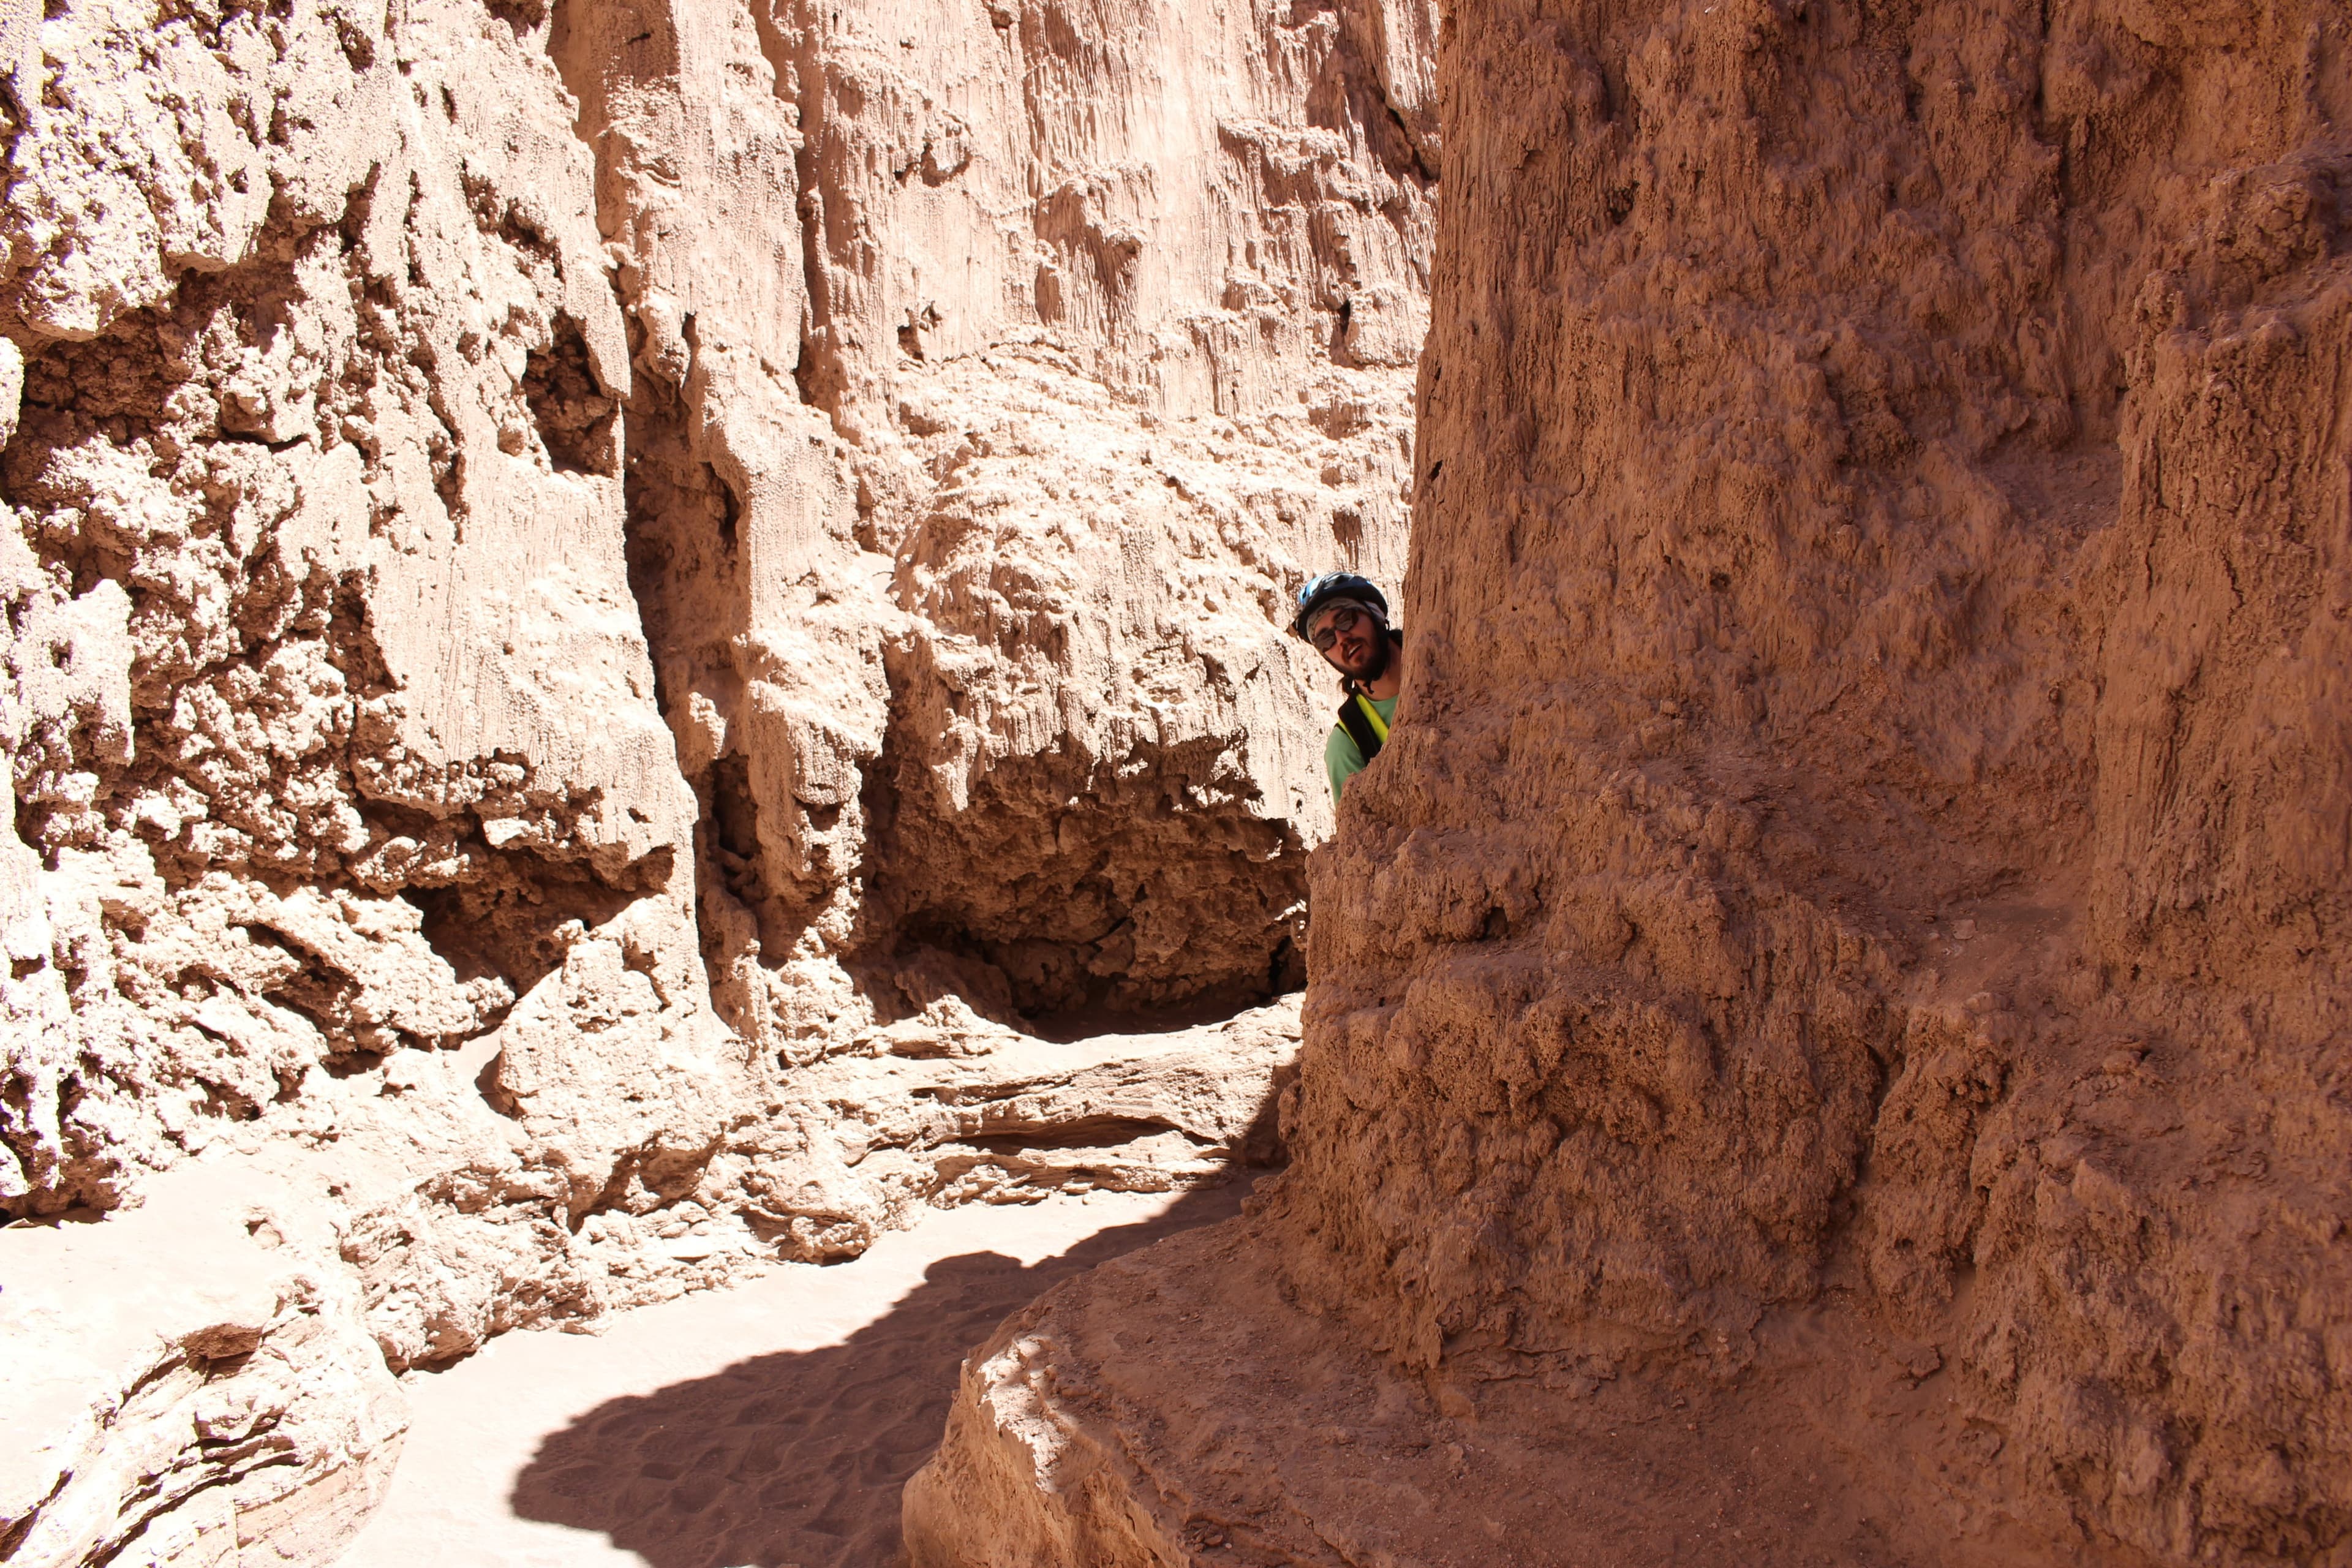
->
[[1345, 629, 1394, 688]]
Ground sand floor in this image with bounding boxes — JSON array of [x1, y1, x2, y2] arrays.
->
[[339, 1180, 1249, 1568]]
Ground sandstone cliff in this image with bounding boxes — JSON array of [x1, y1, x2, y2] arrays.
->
[[909, 4, 2352, 1565], [0, 0, 1430, 1559]]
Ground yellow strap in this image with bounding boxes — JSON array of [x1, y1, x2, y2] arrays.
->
[[1353, 692, 1390, 745]]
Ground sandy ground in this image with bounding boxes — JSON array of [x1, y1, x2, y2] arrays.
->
[[339, 1180, 1250, 1568]]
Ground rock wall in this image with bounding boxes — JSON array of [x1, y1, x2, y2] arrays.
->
[[910, 3, 2352, 1565], [551, 0, 1431, 1043], [0, 0, 1430, 1559]]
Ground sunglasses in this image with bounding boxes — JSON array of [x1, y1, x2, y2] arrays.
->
[[1310, 605, 1371, 652]]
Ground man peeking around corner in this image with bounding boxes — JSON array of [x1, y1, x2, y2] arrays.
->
[[1292, 572, 1401, 805]]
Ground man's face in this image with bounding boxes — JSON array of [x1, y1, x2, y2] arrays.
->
[[1308, 602, 1383, 677]]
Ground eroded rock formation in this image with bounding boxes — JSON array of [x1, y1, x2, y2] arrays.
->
[[910, 4, 2352, 1565], [0, 0, 1428, 1558]]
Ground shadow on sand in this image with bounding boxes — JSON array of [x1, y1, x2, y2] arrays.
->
[[508, 1178, 1252, 1568]]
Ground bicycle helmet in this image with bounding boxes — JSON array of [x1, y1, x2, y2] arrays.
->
[[1292, 571, 1389, 639]]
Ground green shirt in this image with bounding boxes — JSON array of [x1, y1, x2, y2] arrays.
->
[[1325, 693, 1397, 804]]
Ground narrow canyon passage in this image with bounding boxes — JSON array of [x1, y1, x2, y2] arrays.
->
[[2, 0, 1422, 1558], [6, 1, 2347, 1566], [343, 1182, 1247, 1568]]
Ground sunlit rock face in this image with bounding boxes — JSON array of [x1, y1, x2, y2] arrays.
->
[[906, 4, 2352, 1566], [0, 0, 1430, 1557], [557, 0, 1431, 1043]]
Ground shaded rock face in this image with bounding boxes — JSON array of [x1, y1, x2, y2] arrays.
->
[[0, 0, 1427, 1559], [908, 4, 2352, 1567], [1292, 2, 2351, 1556]]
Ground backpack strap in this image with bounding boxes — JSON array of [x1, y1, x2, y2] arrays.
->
[[1336, 691, 1387, 761]]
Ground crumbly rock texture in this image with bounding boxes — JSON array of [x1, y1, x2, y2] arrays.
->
[[0, 0, 1426, 1558], [908, 4, 2352, 1566]]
